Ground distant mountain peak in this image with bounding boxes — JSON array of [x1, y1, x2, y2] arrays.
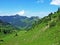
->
[[15, 14, 20, 16]]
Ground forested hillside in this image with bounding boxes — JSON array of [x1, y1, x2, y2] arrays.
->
[[0, 19, 18, 39]]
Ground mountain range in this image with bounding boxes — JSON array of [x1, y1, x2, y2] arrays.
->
[[0, 14, 39, 30]]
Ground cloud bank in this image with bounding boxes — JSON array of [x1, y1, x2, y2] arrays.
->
[[50, 0, 60, 6], [17, 10, 25, 15]]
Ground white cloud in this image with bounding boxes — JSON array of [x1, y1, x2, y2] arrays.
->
[[0, 10, 25, 16], [50, 0, 60, 6], [25, 11, 50, 18], [17, 10, 25, 15]]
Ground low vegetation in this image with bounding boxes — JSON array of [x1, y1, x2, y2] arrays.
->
[[0, 8, 60, 45]]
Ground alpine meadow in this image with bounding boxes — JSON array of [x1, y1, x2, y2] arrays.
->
[[0, 0, 60, 45]]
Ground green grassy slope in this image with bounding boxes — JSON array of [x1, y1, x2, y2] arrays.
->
[[0, 9, 60, 45]]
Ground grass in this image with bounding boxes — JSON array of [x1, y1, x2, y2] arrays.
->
[[0, 11, 60, 45], [0, 21, 60, 45]]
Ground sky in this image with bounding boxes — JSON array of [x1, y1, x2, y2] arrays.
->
[[0, 0, 60, 17]]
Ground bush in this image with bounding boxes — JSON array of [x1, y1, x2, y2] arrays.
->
[[49, 21, 56, 28], [3, 30, 11, 34]]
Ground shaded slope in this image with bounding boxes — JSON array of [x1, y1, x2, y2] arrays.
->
[[0, 19, 18, 39], [0, 15, 39, 30]]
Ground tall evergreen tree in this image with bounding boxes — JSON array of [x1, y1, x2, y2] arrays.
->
[[57, 7, 60, 12]]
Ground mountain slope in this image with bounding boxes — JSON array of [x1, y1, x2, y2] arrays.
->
[[0, 14, 39, 30], [0, 8, 60, 45], [0, 19, 18, 39]]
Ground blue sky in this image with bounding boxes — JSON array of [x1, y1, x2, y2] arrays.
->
[[0, 0, 60, 17]]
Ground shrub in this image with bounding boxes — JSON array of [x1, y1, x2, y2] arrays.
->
[[49, 21, 56, 28], [3, 30, 11, 34]]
